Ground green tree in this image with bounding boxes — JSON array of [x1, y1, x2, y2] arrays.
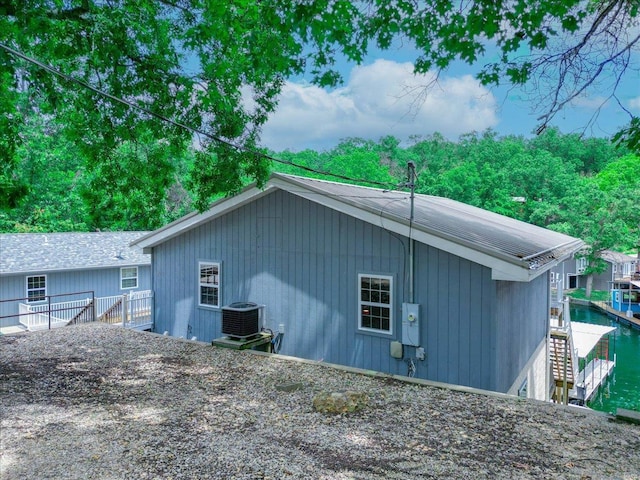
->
[[0, 115, 88, 232], [1, 0, 637, 213], [548, 159, 640, 297], [0, 0, 305, 209], [82, 133, 194, 230], [595, 154, 640, 260]]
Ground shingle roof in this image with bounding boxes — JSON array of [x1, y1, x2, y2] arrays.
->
[[0, 232, 150, 275], [600, 250, 638, 264], [133, 173, 584, 281]]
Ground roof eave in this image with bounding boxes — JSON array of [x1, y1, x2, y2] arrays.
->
[[274, 175, 583, 281], [131, 184, 276, 250]]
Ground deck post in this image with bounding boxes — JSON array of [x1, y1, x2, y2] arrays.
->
[[562, 341, 569, 405], [91, 292, 96, 322], [121, 294, 128, 325]]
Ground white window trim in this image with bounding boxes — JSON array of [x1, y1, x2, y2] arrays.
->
[[26, 274, 47, 303], [576, 257, 588, 274], [198, 261, 221, 308], [120, 266, 139, 290], [358, 273, 393, 335]]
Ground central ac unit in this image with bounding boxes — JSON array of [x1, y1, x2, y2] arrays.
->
[[221, 302, 262, 340]]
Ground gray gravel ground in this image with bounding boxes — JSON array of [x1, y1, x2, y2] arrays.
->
[[1, 323, 639, 480]]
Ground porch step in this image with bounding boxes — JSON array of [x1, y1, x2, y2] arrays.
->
[[0, 325, 28, 335]]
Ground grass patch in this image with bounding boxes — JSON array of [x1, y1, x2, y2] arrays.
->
[[566, 288, 609, 302]]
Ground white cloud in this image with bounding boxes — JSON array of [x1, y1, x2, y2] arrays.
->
[[629, 96, 640, 112], [260, 59, 498, 151], [569, 95, 611, 109]]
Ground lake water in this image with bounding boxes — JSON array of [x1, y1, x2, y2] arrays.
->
[[570, 304, 640, 414]]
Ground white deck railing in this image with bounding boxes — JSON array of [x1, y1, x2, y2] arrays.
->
[[19, 290, 153, 331]]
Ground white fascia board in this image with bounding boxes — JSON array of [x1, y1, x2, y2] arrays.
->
[[135, 185, 276, 251], [278, 179, 535, 282]]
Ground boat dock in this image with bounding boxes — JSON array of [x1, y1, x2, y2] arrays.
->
[[567, 321, 617, 405], [570, 357, 616, 403], [591, 301, 640, 330]]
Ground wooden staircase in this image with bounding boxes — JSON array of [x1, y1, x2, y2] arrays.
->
[[550, 331, 575, 384], [549, 298, 578, 404], [98, 297, 123, 324], [65, 300, 95, 326]]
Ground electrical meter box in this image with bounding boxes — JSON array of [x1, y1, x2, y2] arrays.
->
[[401, 303, 420, 346]]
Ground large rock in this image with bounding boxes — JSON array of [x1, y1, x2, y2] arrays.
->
[[312, 390, 368, 414]]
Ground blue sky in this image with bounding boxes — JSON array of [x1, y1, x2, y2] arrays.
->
[[258, 44, 640, 152]]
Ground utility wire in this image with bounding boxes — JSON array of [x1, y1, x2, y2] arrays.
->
[[0, 41, 396, 189]]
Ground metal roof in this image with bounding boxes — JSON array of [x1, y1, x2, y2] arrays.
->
[[133, 173, 584, 281], [0, 232, 150, 275], [276, 174, 583, 272], [570, 322, 616, 358]]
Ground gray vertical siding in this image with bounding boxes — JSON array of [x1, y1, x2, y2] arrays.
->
[[493, 274, 549, 392], [551, 257, 613, 292], [0, 266, 151, 327], [415, 243, 495, 390], [151, 189, 545, 393]]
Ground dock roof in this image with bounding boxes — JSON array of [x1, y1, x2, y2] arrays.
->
[[0, 231, 150, 275]]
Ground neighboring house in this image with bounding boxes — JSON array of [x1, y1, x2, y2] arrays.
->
[[0, 232, 151, 329], [551, 250, 638, 292], [611, 278, 640, 318], [132, 174, 583, 401]]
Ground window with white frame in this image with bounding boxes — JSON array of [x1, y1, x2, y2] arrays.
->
[[577, 257, 588, 273], [120, 267, 138, 289], [26, 275, 46, 302], [199, 262, 220, 308], [358, 274, 393, 334]]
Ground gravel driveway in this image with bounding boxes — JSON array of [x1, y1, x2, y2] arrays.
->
[[1, 323, 639, 479]]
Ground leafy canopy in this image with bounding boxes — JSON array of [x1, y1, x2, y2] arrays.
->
[[0, 0, 638, 209]]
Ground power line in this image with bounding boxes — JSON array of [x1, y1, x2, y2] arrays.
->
[[0, 41, 396, 190]]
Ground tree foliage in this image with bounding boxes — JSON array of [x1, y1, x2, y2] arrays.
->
[[4, 123, 639, 267], [0, 0, 306, 207], [0, 0, 638, 212], [273, 129, 639, 256]]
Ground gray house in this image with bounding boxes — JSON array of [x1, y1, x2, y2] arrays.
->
[[551, 250, 639, 292], [133, 174, 583, 400], [0, 231, 151, 329]]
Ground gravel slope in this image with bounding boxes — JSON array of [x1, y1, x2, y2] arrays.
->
[[1, 323, 639, 480]]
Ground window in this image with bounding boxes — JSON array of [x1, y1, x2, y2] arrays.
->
[[26, 275, 46, 302], [359, 274, 393, 334], [576, 257, 587, 273], [121, 267, 138, 289], [199, 262, 220, 308]]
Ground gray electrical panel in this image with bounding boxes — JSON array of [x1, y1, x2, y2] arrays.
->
[[401, 303, 420, 346]]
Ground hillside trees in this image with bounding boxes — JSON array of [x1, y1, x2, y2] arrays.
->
[[81, 132, 195, 231], [0, 115, 88, 232], [547, 159, 640, 297], [4, 125, 638, 267], [1, 0, 638, 212], [0, 116, 194, 232]]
